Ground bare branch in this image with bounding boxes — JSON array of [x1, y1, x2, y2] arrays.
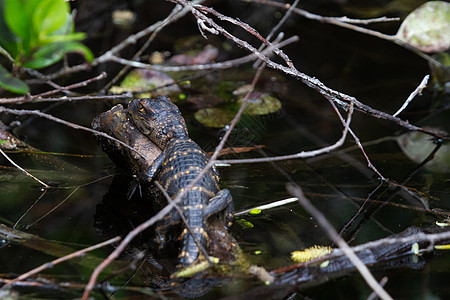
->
[[0, 107, 147, 160], [106, 35, 299, 72], [216, 101, 354, 164], [154, 181, 212, 265], [235, 197, 299, 216], [169, 0, 445, 143], [245, 0, 442, 68], [393, 74, 429, 117], [45, 1, 206, 80], [32, 93, 133, 103], [0, 73, 108, 105], [287, 183, 394, 300]]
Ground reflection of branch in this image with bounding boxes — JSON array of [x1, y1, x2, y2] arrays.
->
[[287, 183, 394, 300], [3, 236, 121, 290], [328, 96, 385, 180], [29, 187, 80, 227]]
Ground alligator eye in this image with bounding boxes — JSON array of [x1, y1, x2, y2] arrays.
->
[[138, 104, 155, 118], [138, 103, 146, 113]]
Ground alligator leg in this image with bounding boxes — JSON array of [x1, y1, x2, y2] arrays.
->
[[128, 150, 167, 198], [143, 149, 167, 182], [154, 208, 181, 249], [126, 176, 142, 199], [204, 189, 234, 228]]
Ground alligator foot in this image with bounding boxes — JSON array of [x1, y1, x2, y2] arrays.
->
[[204, 188, 234, 228]]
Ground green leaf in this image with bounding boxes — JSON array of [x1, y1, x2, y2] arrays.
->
[[237, 92, 282, 116], [40, 32, 85, 44], [59, 41, 93, 62], [23, 41, 93, 69], [0, 0, 20, 58], [2, 0, 92, 69], [33, 0, 69, 38], [249, 208, 262, 215], [194, 107, 235, 128], [4, 0, 41, 54], [0, 64, 29, 94], [22, 43, 63, 69], [396, 1, 450, 53]]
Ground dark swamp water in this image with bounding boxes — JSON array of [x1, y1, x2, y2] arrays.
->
[[1, 0, 449, 299]]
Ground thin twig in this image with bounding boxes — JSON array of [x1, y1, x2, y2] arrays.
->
[[246, 0, 442, 68], [102, 2, 189, 91], [154, 181, 212, 265], [327, 96, 386, 180], [253, 0, 299, 68], [0, 107, 147, 160], [0, 73, 107, 104], [45, 1, 205, 81], [34, 72, 106, 97], [172, 0, 444, 143], [28, 187, 80, 228], [0, 149, 49, 188], [286, 183, 394, 300], [367, 277, 389, 300], [13, 189, 47, 229], [393, 74, 429, 117], [106, 35, 299, 72], [32, 93, 133, 103], [266, 0, 299, 42], [235, 197, 298, 216], [215, 105, 353, 164]]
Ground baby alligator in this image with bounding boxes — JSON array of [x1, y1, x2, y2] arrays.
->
[[128, 96, 234, 266]]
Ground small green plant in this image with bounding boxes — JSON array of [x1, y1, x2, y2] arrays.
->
[[0, 0, 93, 94]]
